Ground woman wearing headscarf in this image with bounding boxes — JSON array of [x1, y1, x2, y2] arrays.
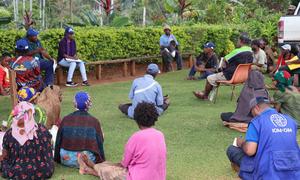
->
[[273, 70, 300, 126], [54, 91, 105, 171], [0, 102, 54, 179]]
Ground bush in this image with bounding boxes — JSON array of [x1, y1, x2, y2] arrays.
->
[[0, 24, 246, 61]]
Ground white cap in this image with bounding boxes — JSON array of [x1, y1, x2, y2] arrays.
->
[[281, 44, 291, 51]]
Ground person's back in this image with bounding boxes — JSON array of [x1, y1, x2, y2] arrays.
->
[[240, 108, 300, 179], [11, 55, 41, 90], [128, 75, 163, 118], [123, 128, 166, 180], [223, 46, 253, 80]]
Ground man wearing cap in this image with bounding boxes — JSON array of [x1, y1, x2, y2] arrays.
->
[[10, 39, 42, 91], [57, 27, 89, 87], [226, 96, 300, 179], [269, 44, 292, 76], [119, 63, 170, 119], [193, 34, 253, 100], [160, 25, 183, 72], [187, 42, 218, 80], [25, 28, 55, 87]]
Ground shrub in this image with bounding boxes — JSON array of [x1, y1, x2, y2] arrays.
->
[[0, 24, 247, 61]]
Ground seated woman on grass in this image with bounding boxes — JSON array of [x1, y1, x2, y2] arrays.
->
[[54, 91, 105, 169], [273, 70, 300, 127], [0, 102, 54, 179], [78, 102, 167, 180]]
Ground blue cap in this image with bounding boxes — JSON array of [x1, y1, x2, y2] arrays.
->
[[26, 28, 39, 37], [147, 63, 160, 74], [249, 97, 270, 109], [204, 42, 215, 49], [65, 27, 74, 34], [74, 91, 91, 111], [16, 39, 29, 50]]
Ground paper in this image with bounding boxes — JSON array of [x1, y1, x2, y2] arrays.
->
[[53, 62, 57, 72], [233, 138, 238, 147], [218, 57, 224, 69], [65, 58, 83, 63]]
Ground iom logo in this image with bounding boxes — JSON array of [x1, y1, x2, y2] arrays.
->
[[270, 114, 288, 128]]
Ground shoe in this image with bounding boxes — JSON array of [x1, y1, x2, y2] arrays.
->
[[193, 91, 208, 100], [82, 81, 90, 86], [66, 82, 78, 87]]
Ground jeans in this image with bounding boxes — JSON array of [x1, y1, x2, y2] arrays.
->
[[39, 58, 54, 86], [58, 59, 88, 82], [188, 65, 214, 79], [226, 145, 245, 167]]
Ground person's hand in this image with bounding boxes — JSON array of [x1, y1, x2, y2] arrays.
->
[[236, 137, 245, 148], [37, 47, 44, 53]]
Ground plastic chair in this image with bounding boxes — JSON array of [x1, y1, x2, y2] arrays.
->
[[213, 64, 252, 104]]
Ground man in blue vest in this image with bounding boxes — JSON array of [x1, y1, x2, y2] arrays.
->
[[226, 96, 300, 179], [119, 63, 170, 119]]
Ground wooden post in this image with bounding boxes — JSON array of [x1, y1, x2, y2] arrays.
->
[[9, 70, 18, 108], [123, 62, 128, 77], [131, 61, 136, 76], [188, 54, 193, 68], [56, 67, 64, 85], [95, 64, 102, 80]]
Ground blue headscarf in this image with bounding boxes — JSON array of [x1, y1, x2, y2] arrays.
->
[[74, 92, 92, 111]]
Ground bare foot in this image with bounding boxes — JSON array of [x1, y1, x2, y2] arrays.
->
[[78, 153, 88, 175]]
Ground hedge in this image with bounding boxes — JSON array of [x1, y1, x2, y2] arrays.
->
[[0, 24, 244, 62]]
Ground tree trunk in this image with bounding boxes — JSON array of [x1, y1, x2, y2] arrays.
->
[[22, 0, 25, 16], [42, 0, 45, 28], [70, 0, 73, 23], [30, 0, 32, 12], [143, 6, 146, 26]]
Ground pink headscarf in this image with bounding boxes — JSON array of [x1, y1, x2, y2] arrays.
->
[[11, 102, 38, 146]]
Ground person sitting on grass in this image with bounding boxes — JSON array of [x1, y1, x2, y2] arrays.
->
[[226, 97, 300, 179], [187, 42, 218, 80], [54, 91, 105, 169], [11, 39, 42, 91], [259, 38, 276, 73], [278, 45, 300, 76], [25, 28, 55, 87], [78, 102, 167, 180], [273, 70, 300, 127], [0, 102, 54, 179], [269, 44, 291, 77], [251, 39, 267, 73], [0, 52, 11, 96], [119, 63, 170, 119], [58, 27, 90, 87], [193, 34, 253, 100]]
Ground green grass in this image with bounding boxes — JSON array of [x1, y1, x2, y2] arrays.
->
[[0, 70, 272, 179]]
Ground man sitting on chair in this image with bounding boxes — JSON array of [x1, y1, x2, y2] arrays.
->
[[119, 64, 170, 119], [193, 34, 253, 100]]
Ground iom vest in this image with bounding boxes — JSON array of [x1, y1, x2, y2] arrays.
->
[[239, 108, 300, 180]]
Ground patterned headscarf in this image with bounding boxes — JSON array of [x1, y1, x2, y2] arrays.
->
[[274, 70, 293, 92], [74, 91, 92, 111], [17, 87, 38, 102], [11, 102, 38, 146]]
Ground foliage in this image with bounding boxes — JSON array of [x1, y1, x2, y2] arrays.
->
[[0, 24, 242, 61]]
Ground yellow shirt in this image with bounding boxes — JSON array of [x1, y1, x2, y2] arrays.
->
[[286, 56, 300, 70]]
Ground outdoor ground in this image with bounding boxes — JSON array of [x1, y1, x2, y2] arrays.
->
[[0, 69, 280, 180]]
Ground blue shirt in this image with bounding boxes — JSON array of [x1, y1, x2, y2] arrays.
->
[[128, 75, 164, 118], [245, 123, 258, 143], [159, 34, 179, 47]]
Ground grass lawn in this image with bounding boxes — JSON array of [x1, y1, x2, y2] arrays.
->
[[0, 69, 279, 180]]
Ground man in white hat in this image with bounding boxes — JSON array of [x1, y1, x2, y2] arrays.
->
[[269, 44, 292, 76], [160, 25, 183, 72]]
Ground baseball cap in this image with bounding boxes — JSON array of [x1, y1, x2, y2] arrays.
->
[[281, 44, 291, 51], [249, 97, 270, 110], [15, 39, 29, 50], [26, 28, 39, 37], [147, 63, 160, 74], [204, 42, 215, 49], [65, 27, 74, 34]]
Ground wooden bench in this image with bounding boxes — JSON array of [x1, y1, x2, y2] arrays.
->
[[56, 53, 194, 85]]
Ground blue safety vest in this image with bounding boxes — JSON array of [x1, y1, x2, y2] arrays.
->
[[239, 108, 300, 180]]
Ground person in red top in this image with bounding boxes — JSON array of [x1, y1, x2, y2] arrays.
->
[[0, 52, 11, 96], [269, 44, 291, 76], [10, 39, 42, 91]]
